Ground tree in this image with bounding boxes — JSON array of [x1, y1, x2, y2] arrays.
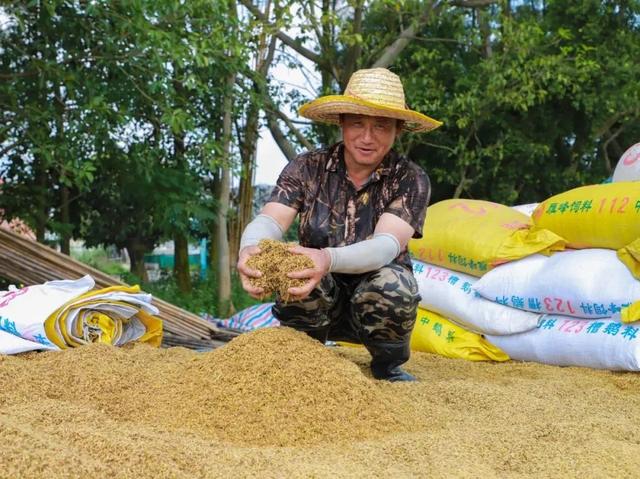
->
[[1, 0, 252, 293], [398, 0, 640, 203], [241, 0, 640, 205], [0, 1, 98, 246]]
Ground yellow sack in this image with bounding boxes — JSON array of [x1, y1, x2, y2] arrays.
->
[[338, 308, 508, 361], [135, 309, 163, 347], [409, 199, 565, 276], [531, 182, 640, 278], [410, 308, 509, 361]]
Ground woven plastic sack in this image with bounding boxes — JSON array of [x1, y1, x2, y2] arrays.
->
[[612, 143, 640, 182], [0, 276, 95, 353], [474, 249, 640, 321], [0, 329, 58, 355], [214, 303, 279, 332], [511, 203, 539, 217], [531, 182, 640, 278], [487, 316, 640, 371], [409, 199, 565, 276], [44, 284, 162, 349], [410, 308, 509, 361], [412, 260, 540, 335], [0, 276, 162, 354]]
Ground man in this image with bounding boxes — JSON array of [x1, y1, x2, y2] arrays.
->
[[237, 68, 442, 382]]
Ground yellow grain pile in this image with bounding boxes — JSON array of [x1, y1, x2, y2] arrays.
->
[[3, 327, 640, 478], [0, 327, 412, 449], [246, 239, 314, 301]]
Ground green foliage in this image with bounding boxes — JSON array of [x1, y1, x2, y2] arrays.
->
[[131, 273, 260, 318], [71, 247, 129, 277], [388, 0, 640, 203], [274, 0, 640, 204], [1, 0, 253, 257], [3, 0, 640, 311]]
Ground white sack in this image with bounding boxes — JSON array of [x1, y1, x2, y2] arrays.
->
[[487, 316, 640, 371], [412, 260, 540, 335], [612, 143, 640, 182], [0, 329, 58, 355], [0, 276, 95, 351], [474, 249, 639, 318], [511, 203, 539, 217]]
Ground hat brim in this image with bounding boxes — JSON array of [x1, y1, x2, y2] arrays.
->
[[298, 95, 442, 133]]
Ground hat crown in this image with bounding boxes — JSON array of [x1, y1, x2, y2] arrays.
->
[[343, 68, 406, 110]]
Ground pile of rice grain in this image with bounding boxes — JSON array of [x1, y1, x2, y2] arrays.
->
[[0, 327, 414, 448], [4, 327, 640, 477], [246, 239, 314, 301]]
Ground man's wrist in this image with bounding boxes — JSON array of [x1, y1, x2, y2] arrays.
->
[[239, 214, 284, 251], [321, 248, 333, 273]]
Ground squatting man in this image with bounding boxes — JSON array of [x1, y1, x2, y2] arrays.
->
[[237, 68, 441, 382]]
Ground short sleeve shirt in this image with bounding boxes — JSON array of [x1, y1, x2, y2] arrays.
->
[[268, 141, 431, 270]]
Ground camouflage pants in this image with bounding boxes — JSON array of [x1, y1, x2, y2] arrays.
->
[[272, 263, 420, 345]]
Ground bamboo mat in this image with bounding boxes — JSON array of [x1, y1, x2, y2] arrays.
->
[[0, 227, 238, 343]]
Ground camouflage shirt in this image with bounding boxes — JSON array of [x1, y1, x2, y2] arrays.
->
[[268, 141, 431, 270]]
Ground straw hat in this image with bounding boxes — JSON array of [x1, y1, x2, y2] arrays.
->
[[298, 68, 442, 133]]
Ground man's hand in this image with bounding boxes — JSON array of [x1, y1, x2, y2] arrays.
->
[[286, 245, 331, 300], [237, 245, 265, 300]]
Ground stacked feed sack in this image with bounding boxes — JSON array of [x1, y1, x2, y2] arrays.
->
[[479, 174, 640, 370], [407, 199, 566, 361], [479, 249, 640, 370]]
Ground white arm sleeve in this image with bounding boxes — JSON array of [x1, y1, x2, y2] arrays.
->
[[324, 233, 401, 274], [239, 214, 284, 251]]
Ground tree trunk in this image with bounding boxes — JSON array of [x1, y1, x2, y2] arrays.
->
[[232, 32, 279, 247], [32, 2, 48, 244], [342, 0, 364, 82], [315, 0, 339, 146], [60, 185, 70, 254], [478, 7, 493, 58], [33, 153, 47, 243], [209, 172, 221, 273], [171, 67, 192, 293], [126, 238, 149, 283], [453, 167, 469, 199], [266, 113, 298, 161], [54, 79, 70, 254], [230, 100, 260, 266], [174, 233, 192, 293], [216, 72, 236, 317]]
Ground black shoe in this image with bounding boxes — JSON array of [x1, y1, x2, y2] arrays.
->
[[364, 340, 417, 382], [303, 327, 330, 344], [376, 366, 416, 382]]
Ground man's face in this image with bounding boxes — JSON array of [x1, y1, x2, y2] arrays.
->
[[341, 114, 399, 169]]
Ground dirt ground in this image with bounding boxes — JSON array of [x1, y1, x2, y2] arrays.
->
[[1, 327, 639, 478]]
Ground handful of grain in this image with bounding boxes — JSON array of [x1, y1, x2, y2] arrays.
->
[[246, 239, 314, 301]]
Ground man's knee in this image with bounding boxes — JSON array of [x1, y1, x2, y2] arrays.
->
[[272, 274, 337, 330], [351, 264, 419, 341]]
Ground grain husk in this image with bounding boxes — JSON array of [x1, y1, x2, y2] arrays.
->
[[2, 327, 640, 478], [246, 239, 314, 301]]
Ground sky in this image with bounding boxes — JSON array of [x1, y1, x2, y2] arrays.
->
[[254, 128, 289, 185]]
